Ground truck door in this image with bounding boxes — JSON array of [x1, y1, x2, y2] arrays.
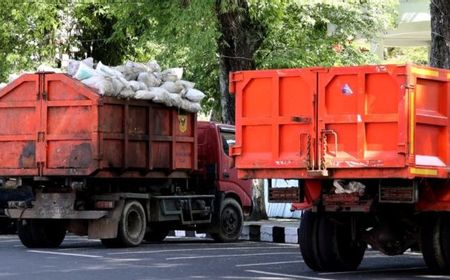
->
[[217, 125, 252, 211], [0, 74, 41, 176], [317, 66, 407, 170], [230, 69, 318, 173]]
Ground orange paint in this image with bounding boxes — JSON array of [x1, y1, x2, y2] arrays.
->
[[231, 64, 450, 179]]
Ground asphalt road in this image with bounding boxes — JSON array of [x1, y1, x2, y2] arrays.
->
[[0, 234, 445, 280]]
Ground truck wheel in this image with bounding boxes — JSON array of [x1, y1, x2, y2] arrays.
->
[[317, 215, 366, 271], [211, 198, 243, 242], [17, 219, 66, 248], [421, 214, 450, 273], [144, 226, 170, 242], [102, 200, 146, 247], [17, 220, 35, 248], [299, 211, 323, 271]]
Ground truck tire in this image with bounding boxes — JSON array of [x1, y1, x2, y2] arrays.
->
[[299, 211, 323, 271], [144, 226, 170, 242], [17, 220, 34, 248], [421, 214, 450, 273], [102, 200, 146, 248], [211, 198, 243, 242], [317, 215, 365, 271], [17, 219, 66, 248]]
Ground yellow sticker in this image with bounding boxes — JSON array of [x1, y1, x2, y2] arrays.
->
[[410, 167, 438, 176], [178, 115, 187, 133], [411, 67, 439, 77]]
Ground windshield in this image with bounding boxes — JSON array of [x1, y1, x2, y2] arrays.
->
[[220, 130, 235, 156]]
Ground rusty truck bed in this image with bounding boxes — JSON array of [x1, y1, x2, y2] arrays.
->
[[230, 64, 450, 179], [0, 73, 196, 178]]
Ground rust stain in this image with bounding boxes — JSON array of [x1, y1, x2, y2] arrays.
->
[[68, 143, 92, 168], [19, 142, 36, 168]]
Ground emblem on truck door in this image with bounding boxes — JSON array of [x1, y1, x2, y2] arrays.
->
[[178, 115, 187, 133]]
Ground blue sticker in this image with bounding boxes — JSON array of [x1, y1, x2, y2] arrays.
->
[[342, 84, 353, 96]]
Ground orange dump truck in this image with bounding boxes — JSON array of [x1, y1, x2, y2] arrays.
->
[[231, 64, 450, 273], [0, 73, 252, 248]]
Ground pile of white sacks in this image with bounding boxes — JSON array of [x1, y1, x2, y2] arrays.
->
[[70, 58, 205, 113], [1, 58, 206, 113]]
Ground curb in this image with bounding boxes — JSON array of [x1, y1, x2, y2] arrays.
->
[[240, 224, 299, 244], [167, 223, 299, 244]]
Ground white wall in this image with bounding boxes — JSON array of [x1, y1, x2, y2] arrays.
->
[[264, 179, 302, 219]]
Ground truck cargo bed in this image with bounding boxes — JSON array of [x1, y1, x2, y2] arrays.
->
[[230, 64, 450, 179], [0, 73, 196, 178]]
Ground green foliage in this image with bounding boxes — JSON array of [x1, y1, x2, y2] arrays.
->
[[253, 0, 398, 69], [73, 2, 129, 65], [0, 1, 65, 81], [384, 47, 429, 65]]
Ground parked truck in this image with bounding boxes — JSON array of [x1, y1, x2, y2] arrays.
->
[[0, 72, 252, 248], [230, 64, 450, 273]]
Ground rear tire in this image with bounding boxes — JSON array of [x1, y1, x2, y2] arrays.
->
[[101, 200, 146, 248], [17, 219, 66, 248], [211, 198, 243, 242], [317, 215, 366, 271], [17, 220, 35, 248], [299, 212, 365, 272], [299, 211, 323, 271], [421, 214, 450, 274]]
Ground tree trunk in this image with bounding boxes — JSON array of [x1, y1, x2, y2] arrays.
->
[[215, 0, 268, 219], [215, 0, 265, 124], [430, 0, 450, 69], [248, 179, 268, 221]]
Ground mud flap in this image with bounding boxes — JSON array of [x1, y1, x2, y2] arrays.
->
[[88, 199, 125, 239]]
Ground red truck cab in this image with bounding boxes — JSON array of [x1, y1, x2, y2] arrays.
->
[[197, 121, 252, 216]]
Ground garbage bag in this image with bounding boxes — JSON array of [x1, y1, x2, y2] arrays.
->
[[74, 62, 96, 80], [184, 88, 206, 102], [160, 81, 184, 93], [135, 90, 156, 100], [162, 68, 183, 82], [137, 72, 161, 88], [81, 75, 114, 95]]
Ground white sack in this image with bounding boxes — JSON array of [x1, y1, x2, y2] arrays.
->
[[96, 61, 124, 78], [180, 99, 202, 113], [113, 65, 137, 81], [125, 61, 149, 73], [168, 93, 182, 107], [160, 81, 183, 93], [74, 62, 96, 80], [176, 80, 195, 91], [150, 87, 171, 104], [128, 81, 147, 91], [115, 61, 146, 81], [111, 79, 125, 96], [147, 60, 161, 73], [82, 57, 94, 68], [135, 90, 156, 100], [184, 88, 206, 102], [8, 73, 23, 83], [137, 72, 161, 87], [81, 76, 114, 95], [162, 68, 183, 82], [67, 60, 80, 76], [37, 64, 60, 72], [119, 88, 135, 99]]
